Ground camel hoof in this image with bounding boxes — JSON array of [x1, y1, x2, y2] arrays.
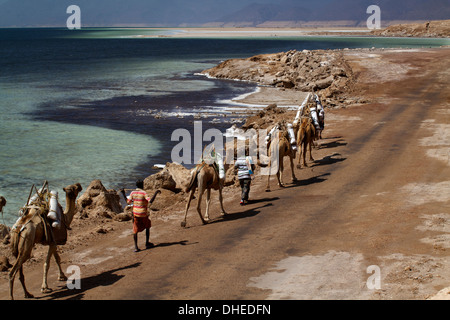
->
[[265, 189, 270, 192], [220, 211, 227, 216], [41, 287, 53, 294], [58, 275, 68, 281], [296, 164, 302, 169], [292, 177, 298, 182], [24, 292, 34, 299], [180, 221, 187, 228]]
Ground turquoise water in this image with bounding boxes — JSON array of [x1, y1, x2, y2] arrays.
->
[[0, 28, 448, 226]]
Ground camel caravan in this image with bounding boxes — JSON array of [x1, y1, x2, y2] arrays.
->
[[182, 92, 325, 223], [1, 92, 324, 300]]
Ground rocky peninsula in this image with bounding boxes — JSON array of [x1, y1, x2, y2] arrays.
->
[[371, 19, 450, 38]]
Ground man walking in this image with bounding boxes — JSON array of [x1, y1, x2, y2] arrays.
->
[[126, 180, 154, 252], [234, 155, 255, 205]]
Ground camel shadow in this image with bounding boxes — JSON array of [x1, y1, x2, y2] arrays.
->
[[310, 153, 346, 168], [41, 262, 141, 300], [319, 139, 347, 149], [208, 201, 277, 225], [153, 240, 198, 248], [288, 173, 330, 188]]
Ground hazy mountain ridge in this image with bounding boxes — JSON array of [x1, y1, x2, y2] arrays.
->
[[0, 0, 448, 27]]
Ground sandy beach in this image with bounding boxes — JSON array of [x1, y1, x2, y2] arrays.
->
[[1, 44, 449, 301]]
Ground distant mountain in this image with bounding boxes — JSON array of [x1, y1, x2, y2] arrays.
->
[[218, 0, 450, 27], [0, 0, 273, 27], [0, 0, 448, 27]]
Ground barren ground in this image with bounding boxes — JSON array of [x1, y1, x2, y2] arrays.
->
[[1, 47, 449, 300]]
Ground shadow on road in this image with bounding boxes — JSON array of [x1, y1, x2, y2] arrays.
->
[[42, 262, 141, 300], [311, 153, 347, 168]]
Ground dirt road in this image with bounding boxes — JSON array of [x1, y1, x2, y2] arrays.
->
[[1, 48, 449, 300]]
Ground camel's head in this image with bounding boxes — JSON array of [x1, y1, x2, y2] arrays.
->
[[0, 196, 6, 209], [63, 183, 82, 200]]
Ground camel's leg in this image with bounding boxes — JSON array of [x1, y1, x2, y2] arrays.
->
[[290, 155, 297, 181], [181, 188, 195, 227], [204, 187, 211, 222], [19, 266, 33, 299], [218, 185, 227, 215], [277, 159, 284, 188], [9, 253, 32, 300], [265, 159, 272, 192], [196, 181, 206, 224], [41, 245, 57, 293], [297, 130, 304, 168], [309, 139, 315, 161], [297, 143, 303, 168], [303, 142, 308, 167], [54, 249, 67, 281]]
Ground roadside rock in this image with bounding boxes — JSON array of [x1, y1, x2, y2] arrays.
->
[[144, 162, 191, 192], [145, 168, 176, 191], [428, 287, 450, 300], [0, 255, 11, 272], [242, 103, 290, 130], [77, 180, 122, 219], [0, 224, 9, 243]]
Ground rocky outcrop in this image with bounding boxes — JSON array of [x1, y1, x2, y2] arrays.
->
[[0, 255, 11, 272], [371, 20, 450, 38], [144, 162, 192, 192], [0, 224, 9, 240], [77, 180, 122, 219], [202, 49, 354, 107]]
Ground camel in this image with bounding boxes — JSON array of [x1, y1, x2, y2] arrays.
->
[[261, 122, 297, 192], [0, 196, 6, 213], [9, 182, 82, 300], [296, 116, 316, 168], [181, 162, 226, 227], [313, 94, 325, 140]]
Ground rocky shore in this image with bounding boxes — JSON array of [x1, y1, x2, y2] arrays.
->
[[371, 19, 450, 38], [202, 48, 361, 108]]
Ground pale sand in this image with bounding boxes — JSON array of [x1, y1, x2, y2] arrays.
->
[[232, 86, 308, 107], [153, 27, 370, 38]]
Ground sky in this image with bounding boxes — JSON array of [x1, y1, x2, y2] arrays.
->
[[0, 0, 447, 27]]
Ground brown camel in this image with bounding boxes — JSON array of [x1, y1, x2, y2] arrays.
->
[[0, 196, 6, 213], [181, 162, 226, 227], [9, 182, 82, 300], [296, 117, 316, 168], [262, 122, 297, 192]]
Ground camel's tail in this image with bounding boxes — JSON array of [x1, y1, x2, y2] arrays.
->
[[185, 168, 199, 193], [298, 126, 306, 146], [149, 190, 161, 204], [257, 159, 269, 167], [10, 230, 19, 258]]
